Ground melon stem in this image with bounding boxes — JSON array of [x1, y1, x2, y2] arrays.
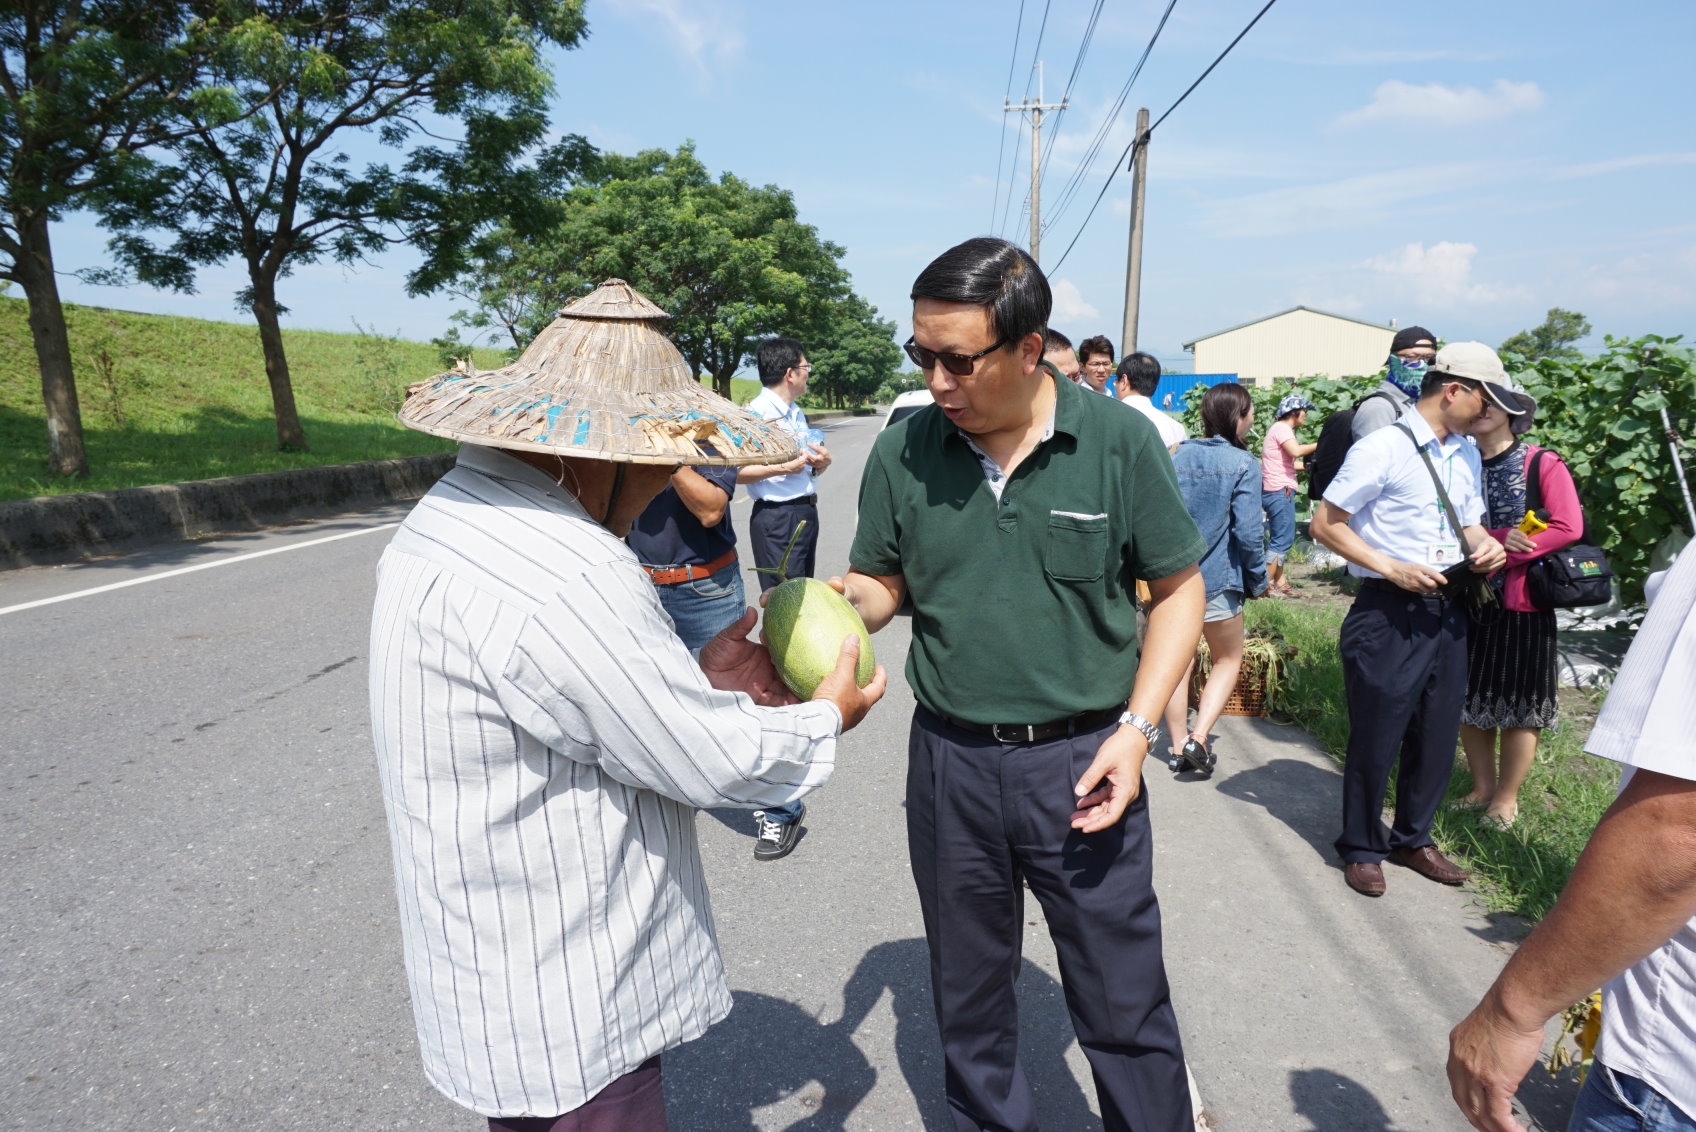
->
[[750, 519, 808, 582]]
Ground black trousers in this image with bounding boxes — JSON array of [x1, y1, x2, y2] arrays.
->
[[907, 706, 1192, 1132], [749, 496, 819, 591], [1335, 583, 1469, 864]]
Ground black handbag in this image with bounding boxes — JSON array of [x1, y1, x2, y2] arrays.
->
[[1524, 449, 1613, 609]]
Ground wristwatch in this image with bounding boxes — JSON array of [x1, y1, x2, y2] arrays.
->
[[1118, 711, 1160, 747]]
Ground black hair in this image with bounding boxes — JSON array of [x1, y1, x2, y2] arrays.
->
[[1420, 370, 1466, 398], [1043, 327, 1072, 352], [1116, 352, 1161, 397], [911, 237, 1050, 348], [1200, 383, 1254, 450], [756, 337, 805, 387], [1077, 335, 1114, 364]]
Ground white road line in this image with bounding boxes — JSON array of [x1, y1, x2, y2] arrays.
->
[[0, 523, 398, 618]]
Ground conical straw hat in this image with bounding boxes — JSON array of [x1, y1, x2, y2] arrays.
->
[[398, 279, 801, 466]]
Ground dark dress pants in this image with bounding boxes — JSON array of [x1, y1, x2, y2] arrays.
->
[[486, 1056, 664, 1132], [749, 496, 818, 592], [907, 706, 1193, 1132], [1335, 583, 1469, 863]]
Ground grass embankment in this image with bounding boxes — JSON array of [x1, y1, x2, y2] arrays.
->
[[0, 297, 766, 501], [1253, 561, 1617, 922]]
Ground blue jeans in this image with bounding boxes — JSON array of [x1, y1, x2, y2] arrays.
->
[[654, 560, 746, 652], [1262, 487, 1296, 565], [1570, 1063, 1696, 1131], [654, 562, 802, 826]]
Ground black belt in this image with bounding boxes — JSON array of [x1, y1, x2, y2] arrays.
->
[[941, 705, 1123, 745], [1361, 577, 1452, 601], [753, 495, 817, 507]]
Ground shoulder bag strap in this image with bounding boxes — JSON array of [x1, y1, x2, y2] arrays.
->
[[1527, 447, 1548, 512], [1394, 422, 1473, 556]]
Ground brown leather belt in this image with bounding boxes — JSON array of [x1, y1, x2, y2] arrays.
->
[[941, 705, 1123, 745], [642, 548, 738, 585]]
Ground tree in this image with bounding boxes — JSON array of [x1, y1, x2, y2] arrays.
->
[[103, 0, 591, 451], [0, 1, 248, 477], [456, 143, 853, 400], [804, 294, 902, 409], [1500, 307, 1592, 363]]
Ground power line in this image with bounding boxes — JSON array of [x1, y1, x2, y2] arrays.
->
[[990, 0, 1028, 231], [998, 0, 1053, 239], [1040, 0, 1178, 237], [1048, 0, 1279, 273], [1035, 0, 1108, 195]]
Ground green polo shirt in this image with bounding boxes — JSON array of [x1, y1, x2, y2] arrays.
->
[[851, 374, 1204, 725]]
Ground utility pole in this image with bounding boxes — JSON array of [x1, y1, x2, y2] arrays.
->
[[1121, 107, 1150, 352], [1005, 62, 1067, 265]]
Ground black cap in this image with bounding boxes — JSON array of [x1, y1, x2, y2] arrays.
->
[[1391, 325, 1436, 353]]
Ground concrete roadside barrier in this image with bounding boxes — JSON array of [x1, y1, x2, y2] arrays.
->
[[0, 452, 455, 572]]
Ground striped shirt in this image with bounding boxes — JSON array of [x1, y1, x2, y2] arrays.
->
[[368, 443, 841, 1118], [1586, 546, 1696, 1118], [743, 388, 816, 502]]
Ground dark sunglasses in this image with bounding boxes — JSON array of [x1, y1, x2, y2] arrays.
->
[[903, 335, 1008, 376]]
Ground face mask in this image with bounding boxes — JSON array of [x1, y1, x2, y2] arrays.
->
[[1386, 354, 1428, 398]]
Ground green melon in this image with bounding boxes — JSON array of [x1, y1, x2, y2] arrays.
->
[[762, 578, 876, 698]]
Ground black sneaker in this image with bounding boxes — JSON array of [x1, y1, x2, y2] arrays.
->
[[752, 804, 805, 861]]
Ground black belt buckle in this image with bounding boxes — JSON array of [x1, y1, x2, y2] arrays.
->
[[991, 722, 1038, 744]]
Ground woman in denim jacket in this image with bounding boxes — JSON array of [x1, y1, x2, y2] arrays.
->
[[1161, 383, 1270, 775]]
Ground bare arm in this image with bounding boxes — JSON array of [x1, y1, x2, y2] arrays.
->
[[830, 569, 907, 634], [1071, 564, 1204, 833], [1281, 438, 1318, 459], [736, 453, 808, 483], [670, 467, 729, 527], [1448, 769, 1696, 1131]]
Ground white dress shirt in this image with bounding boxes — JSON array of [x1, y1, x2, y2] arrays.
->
[[743, 387, 816, 502], [1122, 393, 1188, 450], [1321, 406, 1484, 578], [1587, 546, 1696, 1118], [368, 444, 841, 1118]]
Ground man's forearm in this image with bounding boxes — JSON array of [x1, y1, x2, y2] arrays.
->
[[1312, 503, 1394, 576], [840, 570, 905, 634], [1132, 566, 1205, 721], [1484, 770, 1696, 1030]]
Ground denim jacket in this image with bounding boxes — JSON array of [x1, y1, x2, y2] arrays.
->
[[1170, 436, 1269, 599]]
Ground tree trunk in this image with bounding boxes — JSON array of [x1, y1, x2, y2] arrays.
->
[[249, 273, 308, 451], [711, 369, 732, 400], [15, 208, 88, 478]]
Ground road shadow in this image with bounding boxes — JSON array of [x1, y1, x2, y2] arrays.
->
[[1288, 1068, 1415, 1131], [1214, 756, 1342, 864], [668, 938, 1097, 1131], [1287, 1063, 1576, 1132]]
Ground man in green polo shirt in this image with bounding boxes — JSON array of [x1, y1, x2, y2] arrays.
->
[[834, 237, 1206, 1131]]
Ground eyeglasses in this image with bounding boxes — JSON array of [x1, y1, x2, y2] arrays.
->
[[904, 335, 1008, 376], [792, 364, 812, 375], [1084, 359, 1114, 369]]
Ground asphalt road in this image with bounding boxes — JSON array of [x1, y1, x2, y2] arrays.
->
[[0, 413, 1573, 1131]]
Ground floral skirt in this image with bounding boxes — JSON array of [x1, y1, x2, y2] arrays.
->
[[1461, 605, 1559, 730]]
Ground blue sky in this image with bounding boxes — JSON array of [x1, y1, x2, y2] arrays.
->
[[42, 0, 1696, 374]]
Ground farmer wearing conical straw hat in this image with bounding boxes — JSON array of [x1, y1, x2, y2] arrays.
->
[[370, 280, 886, 1128]]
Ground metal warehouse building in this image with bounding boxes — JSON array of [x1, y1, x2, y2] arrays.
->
[[1184, 306, 1395, 387]]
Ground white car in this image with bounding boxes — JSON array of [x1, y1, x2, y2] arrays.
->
[[883, 389, 934, 430]]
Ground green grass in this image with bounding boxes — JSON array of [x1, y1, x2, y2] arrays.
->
[[0, 297, 519, 500], [1248, 584, 1618, 922]]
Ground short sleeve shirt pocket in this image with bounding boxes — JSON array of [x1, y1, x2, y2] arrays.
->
[[1044, 510, 1108, 582]]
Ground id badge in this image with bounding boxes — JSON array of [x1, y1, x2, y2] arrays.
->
[[1427, 538, 1461, 566]]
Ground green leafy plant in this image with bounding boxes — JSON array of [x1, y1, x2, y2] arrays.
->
[[1510, 335, 1695, 601]]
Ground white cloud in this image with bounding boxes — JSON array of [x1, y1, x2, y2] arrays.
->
[[610, 0, 744, 80], [1193, 160, 1511, 238], [1050, 279, 1101, 326], [1362, 242, 1529, 308], [1557, 153, 1696, 180], [1336, 80, 1545, 129]]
